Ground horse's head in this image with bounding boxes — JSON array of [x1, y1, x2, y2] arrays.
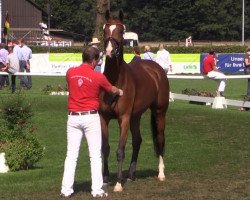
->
[[103, 10, 126, 58]]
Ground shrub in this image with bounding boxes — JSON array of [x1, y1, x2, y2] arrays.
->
[[2, 137, 43, 171], [42, 84, 68, 94], [0, 92, 43, 171], [1, 93, 33, 130], [182, 88, 215, 97]]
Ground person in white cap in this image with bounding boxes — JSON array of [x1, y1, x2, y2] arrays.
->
[[89, 38, 104, 73]]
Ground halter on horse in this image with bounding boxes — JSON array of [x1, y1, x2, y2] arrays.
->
[[99, 10, 169, 192]]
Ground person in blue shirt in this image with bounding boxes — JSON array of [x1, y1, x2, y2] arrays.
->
[[142, 45, 155, 61]]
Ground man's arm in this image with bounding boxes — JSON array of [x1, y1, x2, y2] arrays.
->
[[1, 63, 9, 71], [111, 86, 123, 96]]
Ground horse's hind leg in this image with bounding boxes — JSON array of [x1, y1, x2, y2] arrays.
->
[[151, 106, 167, 181], [128, 116, 142, 181]]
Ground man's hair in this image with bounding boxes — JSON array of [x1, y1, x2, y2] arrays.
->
[[133, 46, 140, 55], [21, 39, 26, 44], [82, 46, 100, 63], [209, 49, 215, 55], [159, 43, 165, 50]]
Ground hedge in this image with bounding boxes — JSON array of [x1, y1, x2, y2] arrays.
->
[[30, 45, 248, 54]]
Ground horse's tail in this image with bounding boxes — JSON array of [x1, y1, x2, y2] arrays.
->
[[151, 112, 161, 156]]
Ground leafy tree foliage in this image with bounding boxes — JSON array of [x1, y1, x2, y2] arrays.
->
[[34, 0, 250, 41]]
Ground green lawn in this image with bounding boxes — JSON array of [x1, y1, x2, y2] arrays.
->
[[0, 77, 249, 200]]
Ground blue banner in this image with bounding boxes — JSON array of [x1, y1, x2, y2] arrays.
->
[[200, 53, 245, 74]]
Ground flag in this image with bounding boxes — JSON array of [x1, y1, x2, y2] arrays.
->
[[3, 12, 10, 37]]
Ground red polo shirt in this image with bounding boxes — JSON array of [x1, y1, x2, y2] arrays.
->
[[203, 54, 215, 75], [66, 64, 113, 112]]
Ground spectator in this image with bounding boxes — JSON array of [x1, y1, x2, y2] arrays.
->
[[60, 46, 123, 198], [13, 39, 23, 63], [202, 49, 227, 97], [244, 46, 250, 99], [240, 46, 250, 111], [156, 43, 172, 74], [185, 36, 193, 47], [2, 42, 20, 93], [141, 45, 155, 61], [19, 39, 32, 89], [89, 38, 104, 73], [0, 43, 9, 89], [130, 46, 141, 63]]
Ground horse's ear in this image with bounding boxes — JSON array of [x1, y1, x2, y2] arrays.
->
[[105, 10, 110, 21], [119, 10, 124, 22]]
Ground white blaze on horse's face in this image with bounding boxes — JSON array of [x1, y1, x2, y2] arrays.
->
[[106, 25, 117, 57]]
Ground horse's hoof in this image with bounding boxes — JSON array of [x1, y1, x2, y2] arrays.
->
[[113, 182, 123, 192], [127, 178, 133, 182], [158, 176, 166, 181]]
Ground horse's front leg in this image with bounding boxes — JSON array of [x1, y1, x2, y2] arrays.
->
[[127, 116, 142, 181], [114, 116, 130, 192], [100, 116, 110, 184]]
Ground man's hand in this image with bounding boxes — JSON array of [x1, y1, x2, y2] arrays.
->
[[118, 89, 123, 96]]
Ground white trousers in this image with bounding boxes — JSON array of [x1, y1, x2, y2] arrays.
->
[[206, 71, 226, 92], [61, 113, 104, 196]]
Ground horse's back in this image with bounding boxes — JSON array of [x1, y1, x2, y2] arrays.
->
[[128, 60, 169, 91], [127, 60, 169, 113]]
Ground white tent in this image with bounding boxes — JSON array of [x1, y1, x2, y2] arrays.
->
[[123, 32, 139, 47]]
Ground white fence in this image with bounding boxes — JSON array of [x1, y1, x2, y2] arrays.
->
[[0, 73, 249, 109], [167, 75, 250, 109]]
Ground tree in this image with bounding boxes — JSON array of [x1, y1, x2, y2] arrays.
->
[[33, 0, 250, 42], [93, 0, 110, 39]]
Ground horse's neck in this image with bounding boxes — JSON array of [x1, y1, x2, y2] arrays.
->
[[104, 52, 124, 85]]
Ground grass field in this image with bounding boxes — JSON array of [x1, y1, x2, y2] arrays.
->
[[0, 77, 249, 200]]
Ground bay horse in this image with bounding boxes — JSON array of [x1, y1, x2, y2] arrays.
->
[[99, 10, 169, 192]]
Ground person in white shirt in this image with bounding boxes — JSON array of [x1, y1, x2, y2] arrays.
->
[[142, 45, 155, 61], [19, 39, 32, 89], [2, 42, 20, 93], [13, 40, 23, 62], [156, 43, 172, 74], [0, 43, 9, 88]]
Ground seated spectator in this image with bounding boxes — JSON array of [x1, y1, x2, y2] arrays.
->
[[202, 49, 226, 97]]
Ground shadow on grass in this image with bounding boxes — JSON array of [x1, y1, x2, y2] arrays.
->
[[73, 169, 157, 194]]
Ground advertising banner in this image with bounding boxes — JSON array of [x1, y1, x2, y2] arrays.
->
[[170, 54, 200, 74], [124, 53, 200, 74], [31, 53, 82, 74], [200, 53, 245, 74], [30, 53, 246, 75]]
